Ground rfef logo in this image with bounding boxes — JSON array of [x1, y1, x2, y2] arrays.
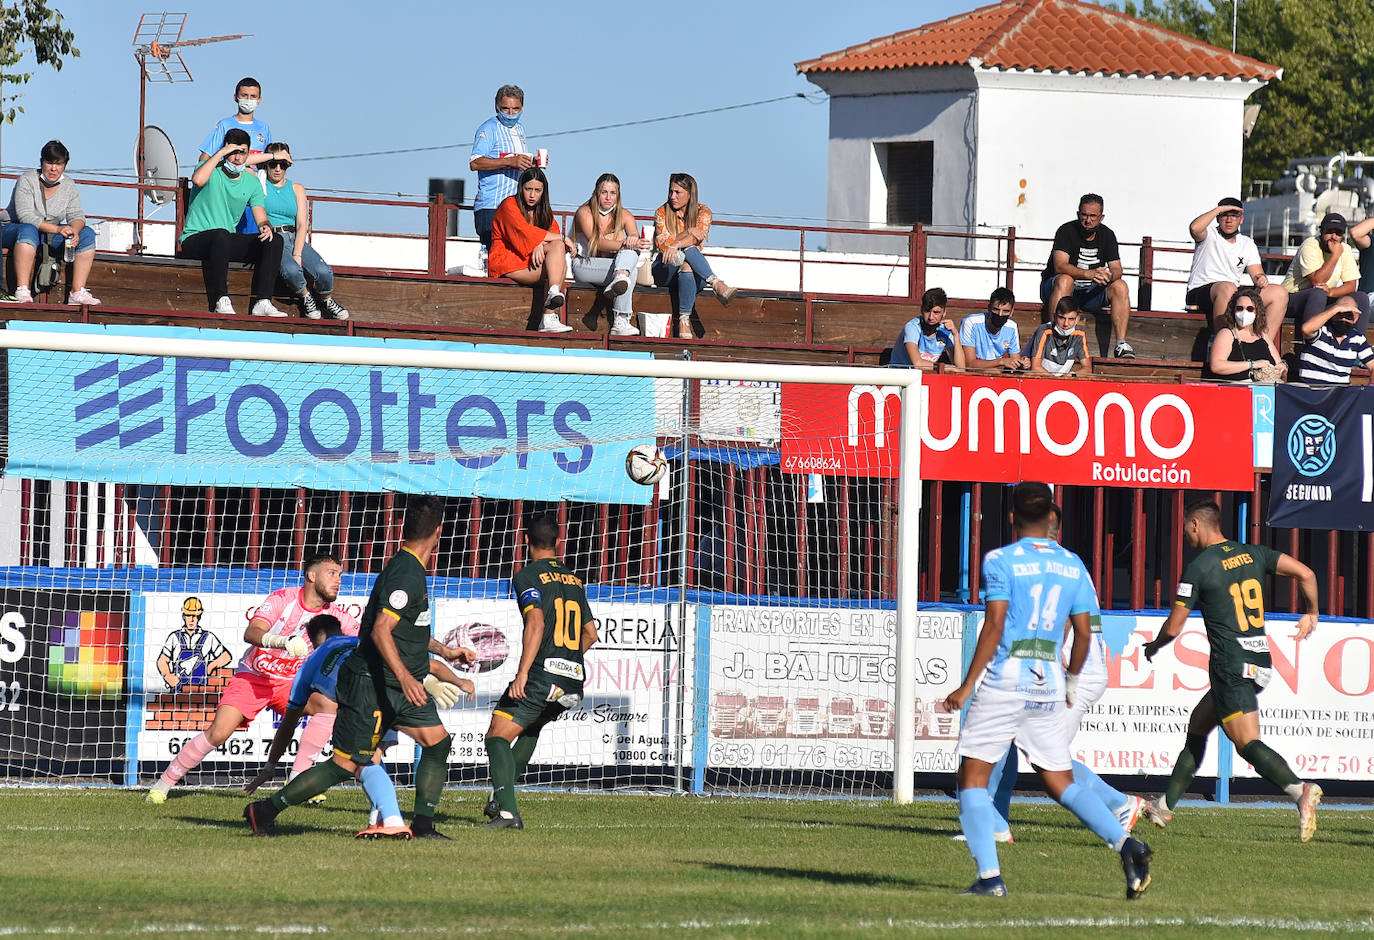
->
[[1287, 414, 1337, 477]]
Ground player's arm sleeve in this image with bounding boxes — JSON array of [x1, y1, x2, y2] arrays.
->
[[1070, 570, 1095, 615], [1173, 559, 1202, 609], [981, 552, 1010, 602], [286, 653, 321, 710]]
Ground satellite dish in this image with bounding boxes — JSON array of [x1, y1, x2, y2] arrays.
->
[[136, 125, 178, 206]]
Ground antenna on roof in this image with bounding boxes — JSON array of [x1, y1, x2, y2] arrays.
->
[[131, 13, 250, 253]]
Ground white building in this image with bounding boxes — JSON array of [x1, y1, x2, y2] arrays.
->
[[796, 0, 1280, 262]]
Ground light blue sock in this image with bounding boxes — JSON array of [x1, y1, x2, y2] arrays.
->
[[957, 787, 1001, 878], [359, 763, 403, 826], [1059, 781, 1127, 850], [1072, 759, 1130, 814], [988, 747, 1016, 830]]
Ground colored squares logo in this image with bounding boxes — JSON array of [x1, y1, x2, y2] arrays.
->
[[47, 610, 125, 698]]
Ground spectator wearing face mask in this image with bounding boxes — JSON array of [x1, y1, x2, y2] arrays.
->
[[889, 287, 965, 369], [1025, 296, 1092, 376], [1, 139, 100, 305], [467, 84, 534, 276], [1296, 301, 1374, 386], [960, 287, 1028, 371], [198, 76, 272, 234], [1208, 287, 1284, 383]]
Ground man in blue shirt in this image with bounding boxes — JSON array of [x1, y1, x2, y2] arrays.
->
[[960, 287, 1029, 372], [890, 287, 965, 369], [467, 84, 534, 275], [945, 481, 1152, 899]]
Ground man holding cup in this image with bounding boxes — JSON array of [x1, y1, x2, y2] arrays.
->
[[468, 85, 537, 275]]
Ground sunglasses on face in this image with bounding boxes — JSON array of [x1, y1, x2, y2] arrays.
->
[[1234, 304, 1256, 311], [266, 160, 289, 170]]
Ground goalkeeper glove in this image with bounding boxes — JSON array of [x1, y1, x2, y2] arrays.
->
[[265, 634, 310, 657], [423, 675, 463, 708]]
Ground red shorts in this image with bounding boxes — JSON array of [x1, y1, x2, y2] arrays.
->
[[218, 672, 292, 727]]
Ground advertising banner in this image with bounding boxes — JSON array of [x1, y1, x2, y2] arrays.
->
[[704, 607, 963, 774], [779, 375, 1254, 490], [0, 588, 130, 775], [432, 598, 687, 767], [1269, 386, 1374, 531], [1076, 615, 1374, 780], [9, 350, 657, 504]]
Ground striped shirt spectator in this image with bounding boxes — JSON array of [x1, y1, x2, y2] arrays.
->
[[1297, 324, 1374, 386]]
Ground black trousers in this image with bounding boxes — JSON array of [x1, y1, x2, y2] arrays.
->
[[179, 229, 284, 310]]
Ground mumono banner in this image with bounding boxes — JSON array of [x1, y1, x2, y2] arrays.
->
[[779, 375, 1254, 489], [9, 349, 657, 504]]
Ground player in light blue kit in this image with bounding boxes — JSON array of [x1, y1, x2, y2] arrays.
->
[[945, 482, 1152, 899]]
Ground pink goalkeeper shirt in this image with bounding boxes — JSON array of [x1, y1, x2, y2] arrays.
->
[[235, 587, 360, 682]]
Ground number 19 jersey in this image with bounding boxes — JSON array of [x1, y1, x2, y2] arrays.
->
[[1175, 540, 1281, 674], [979, 537, 1094, 701]]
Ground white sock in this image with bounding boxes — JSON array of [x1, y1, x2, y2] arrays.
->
[[1285, 782, 1306, 802]]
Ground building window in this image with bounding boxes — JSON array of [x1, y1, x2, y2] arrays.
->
[[884, 141, 933, 227]]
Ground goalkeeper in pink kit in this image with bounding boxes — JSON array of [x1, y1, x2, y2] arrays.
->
[[146, 553, 358, 802]]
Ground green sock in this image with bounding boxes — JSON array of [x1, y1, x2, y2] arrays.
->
[[1238, 740, 1300, 791], [271, 760, 351, 810], [1164, 733, 1208, 810], [512, 732, 540, 780], [487, 736, 518, 814], [412, 736, 451, 820]]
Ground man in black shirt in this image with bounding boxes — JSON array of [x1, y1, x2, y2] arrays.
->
[[1041, 193, 1135, 359]]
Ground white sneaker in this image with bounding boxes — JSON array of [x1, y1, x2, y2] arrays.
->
[[67, 287, 101, 306], [540, 313, 573, 333], [1116, 795, 1145, 832], [604, 274, 631, 297], [544, 287, 566, 310], [12, 286, 34, 304], [610, 314, 638, 336], [951, 829, 1013, 843], [213, 296, 236, 315], [251, 299, 288, 318]]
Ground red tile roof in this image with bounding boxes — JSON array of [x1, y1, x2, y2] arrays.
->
[[795, 0, 1280, 81]]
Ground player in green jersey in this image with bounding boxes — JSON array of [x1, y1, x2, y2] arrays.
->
[[482, 510, 597, 829], [244, 495, 474, 839], [1142, 499, 1322, 841]]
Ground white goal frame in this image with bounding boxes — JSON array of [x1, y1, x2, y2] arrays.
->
[[0, 330, 925, 802]]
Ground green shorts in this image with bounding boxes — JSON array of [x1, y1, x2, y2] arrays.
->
[[493, 674, 582, 732], [1211, 663, 1267, 724], [333, 659, 441, 763]]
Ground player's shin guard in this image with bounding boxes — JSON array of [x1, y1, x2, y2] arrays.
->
[[359, 763, 404, 827], [956, 788, 1001, 878], [1072, 759, 1131, 814], [1164, 733, 1207, 810], [486, 736, 518, 814], [291, 712, 335, 775], [1060, 782, 1128, 850], [159, 731, 216, 788], [1237, 740, 1301, 791], [271, 759, 352, 811], [511, 732, 540, 780], [412, 736, 451, 821]]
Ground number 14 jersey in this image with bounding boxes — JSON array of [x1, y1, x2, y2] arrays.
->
[[980, 537, 1095, 701]]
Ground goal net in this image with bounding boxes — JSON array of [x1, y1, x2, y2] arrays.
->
[[0, 322, 933, 800]]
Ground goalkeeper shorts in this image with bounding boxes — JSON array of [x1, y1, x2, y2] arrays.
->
[[218, 672, 292, 728]]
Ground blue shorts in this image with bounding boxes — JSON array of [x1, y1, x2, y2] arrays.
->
[[1041, 276, 1109, 311]]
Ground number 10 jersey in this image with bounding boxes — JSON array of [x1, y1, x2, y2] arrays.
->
[[512, 557, 595, 693]]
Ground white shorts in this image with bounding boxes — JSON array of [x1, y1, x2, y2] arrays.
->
[[1061, 674, 1108, 745], [956, 686, 1072, 772]]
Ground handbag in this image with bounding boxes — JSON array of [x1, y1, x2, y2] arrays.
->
[[1249, 360, 1286, 384]]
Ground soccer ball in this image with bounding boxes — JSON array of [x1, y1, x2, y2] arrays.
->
[[625, 444, 668, 486]]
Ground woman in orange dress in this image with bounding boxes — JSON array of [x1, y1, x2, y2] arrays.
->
[[488, 167, 574, 332]]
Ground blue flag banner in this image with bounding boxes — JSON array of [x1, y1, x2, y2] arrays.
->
[[7, 329, 658, 504], [1269, 385, 1374, 531]]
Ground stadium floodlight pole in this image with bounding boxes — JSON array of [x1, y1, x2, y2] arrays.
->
[[0, 330, 925, 801]]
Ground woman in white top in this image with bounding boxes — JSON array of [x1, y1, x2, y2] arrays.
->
[[571, 173, 648, 336]]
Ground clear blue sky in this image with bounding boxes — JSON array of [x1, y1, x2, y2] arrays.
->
[[0, 0, 985, 243]]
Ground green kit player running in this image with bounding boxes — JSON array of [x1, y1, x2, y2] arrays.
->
[[483, 510, 598, 829], [244, 495, 473, 839], [1142, 499, 1323, 841]]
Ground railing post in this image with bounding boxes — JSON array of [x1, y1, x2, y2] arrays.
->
[[798, 227, 806, 296], [427, 193, 447, 277], [909, 224, 926, 302], [1005, 226, 1016, 294], [175, 177, 189, 245], [1138, 236, 1154, 312]]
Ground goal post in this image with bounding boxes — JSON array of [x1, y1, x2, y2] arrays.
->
[[0, 326, 926, 801]]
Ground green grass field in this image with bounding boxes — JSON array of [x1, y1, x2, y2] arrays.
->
[[2, 788, 1370, 937]]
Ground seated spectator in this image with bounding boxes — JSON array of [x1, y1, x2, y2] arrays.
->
[[1296, 304, 1374, 386], [1185, 197, 1285, 334], [1282, 212, 1369, 336], [960, 287, 1027, 371], [1345, 214, 1374, 311], [1026, 297, 1092, 376], [260, 143, 349, 320], [653, 173, 736, 340], [572, 173, 648, 337], [1208, 287, 1285, 383], [1041, 193, 1134, 358], [889, 287, 964, 370], [488, 166, 573, 333], [177, 128, 285, 316], [1, 140, 101, 305]]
